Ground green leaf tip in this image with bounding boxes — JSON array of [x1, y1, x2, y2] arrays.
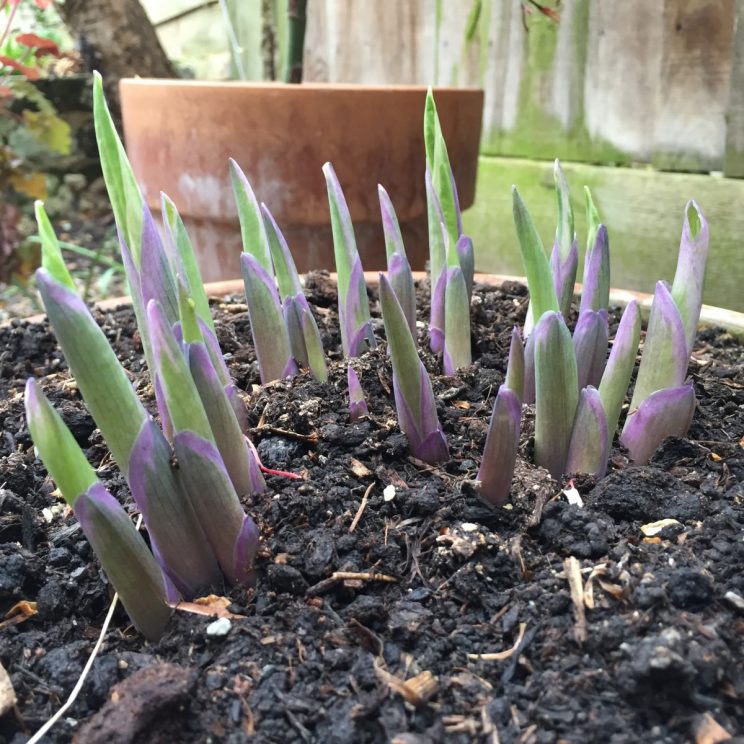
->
[[35, 200, 75, 290], [686, 200, 702, 238], [92, 71, 143, 263], [25, 378, 97, 505], [512, 186, 559, 321]]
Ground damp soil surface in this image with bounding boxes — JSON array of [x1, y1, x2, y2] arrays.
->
[[0, 275, 743, 743]]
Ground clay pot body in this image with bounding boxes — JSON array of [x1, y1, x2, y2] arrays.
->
[[119, 80, 484, 283]]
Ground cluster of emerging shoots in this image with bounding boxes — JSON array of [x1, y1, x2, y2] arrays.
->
[[25, 77, 709, 640], [475, 167, 708, 505]]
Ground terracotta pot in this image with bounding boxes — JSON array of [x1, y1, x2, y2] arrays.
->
[[119, 80, 484, 283]]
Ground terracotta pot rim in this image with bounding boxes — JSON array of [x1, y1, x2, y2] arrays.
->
[[119, 79, 485, 95], [14, 272, 744, 338]]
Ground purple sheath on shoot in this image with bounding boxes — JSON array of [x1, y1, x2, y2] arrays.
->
[[580, 225, 610, 314], [565, 386, 609, 478], [505, 326, 525, 403], [347, 365, 369, 422], [626, 280, 688, 416], [379, 273, 449, 464], [443, 264, 472, 375], [476, 385, 521, 507], [262, 204, 328, 382], [127, 418, 223, 597], [551, 160, 578, 319], [323, 162, 375, 358], [523, 330, 536, 405], [74, 483, 172, 640], [572, 309, 608, 391], [456, 235, 475, 302], [534, 311, 578, 480], [426, 169, 447, 354], [241, 253, 298, 383], [620, 383, 695, 464], [379, 184, 416, 336], [148, 299, 261, 587], [670, 201, 709, 356], [598, 300, 641, 441], [187, 342, 260, 496]]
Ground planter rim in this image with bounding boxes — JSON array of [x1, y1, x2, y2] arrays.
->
[[119, 78, 484, 95], [13, 272, 744, 338]]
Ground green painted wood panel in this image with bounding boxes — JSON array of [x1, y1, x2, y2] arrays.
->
[[464, 156, 744, 311]]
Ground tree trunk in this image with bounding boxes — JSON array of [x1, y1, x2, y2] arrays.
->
[[58, 0, 176, 109]]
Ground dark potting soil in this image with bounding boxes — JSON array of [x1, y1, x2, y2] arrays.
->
[[0, 274, 742, 744]]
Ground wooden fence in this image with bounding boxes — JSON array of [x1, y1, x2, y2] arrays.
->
[[141, 0, 744, 310], [146, 0, 744, 175]]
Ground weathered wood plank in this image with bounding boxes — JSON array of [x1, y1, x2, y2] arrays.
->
[[464, 156, 744, 311], [652, 0, 734, 172], [304, 0, 434, 83], [304, 0, 739, 171]]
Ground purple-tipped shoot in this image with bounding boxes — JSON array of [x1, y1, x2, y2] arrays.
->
[[627, 280, 688, 416], [148, 299, 261, 585], [670, 200, 709, 355], [261, 205, 328, 382], [598, 300, 641, 439], [456, 235, 475, 302], [25, 379, 170, 640], [476, 385, 522, 507], [379, 273, 449, 464], [323, 162, 376, 357], [426, 169, 447, 353], [572, 309, 608, 391], [443, 263, 472, 374], [379, 185, 416, 336], [565, 386, 609, 478], [241, 253, 297, 383], [551, 160, 578, 318], [620, 383, 695, 464], [505, 326, 525, 403], [347, 365, 369, 422], [34, 268, 147, 474], [580, 224, 610, 314], [534, 311, 578, 479]]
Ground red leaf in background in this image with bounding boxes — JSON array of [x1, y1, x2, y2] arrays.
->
[[33, 0, 54, 8], [16, 33, 61, 56], [524, 1, 560, 23], [0, 85, 13, 96], [0, 55, 40, 79]]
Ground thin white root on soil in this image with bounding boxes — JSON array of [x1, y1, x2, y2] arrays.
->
[[26, 516, 143, 744]]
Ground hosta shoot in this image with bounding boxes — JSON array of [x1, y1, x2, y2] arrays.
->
[[379, 273, 448, 464], [25, 379, 170, 641], [324, 162, 376, 357], [378, 185, 416, 336], [347, 365, 369, 422], [231, 160, 297, 383], [262, 204, 328, 382]]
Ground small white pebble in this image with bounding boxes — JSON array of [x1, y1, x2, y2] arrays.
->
[[383, 485, 396, 502], [724, 591, 744, 612], [206, 617, 232, 637]]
